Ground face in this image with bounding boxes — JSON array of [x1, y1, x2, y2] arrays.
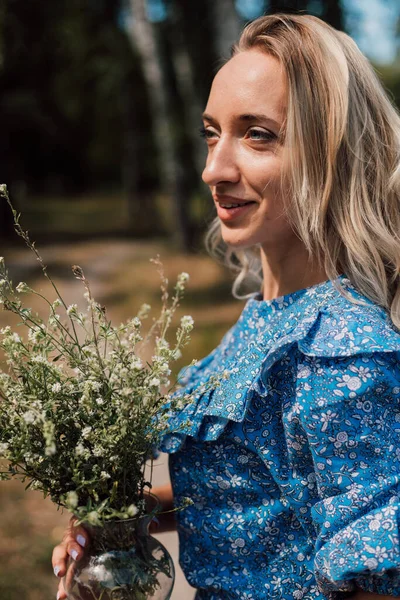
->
[[202, 49, 297, 251]]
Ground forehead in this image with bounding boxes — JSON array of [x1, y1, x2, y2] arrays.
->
[[206, 49, 287, 123]]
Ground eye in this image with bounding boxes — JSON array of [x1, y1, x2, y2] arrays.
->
[[247, 128, 276, 142], [199, 126, 218, 140]]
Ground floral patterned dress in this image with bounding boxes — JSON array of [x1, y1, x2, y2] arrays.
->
[[159, 276, 400, 599]]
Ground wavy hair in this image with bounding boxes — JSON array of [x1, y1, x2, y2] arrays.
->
[[205, 13, 400, 328]]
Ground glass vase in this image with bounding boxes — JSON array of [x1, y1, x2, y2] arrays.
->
[[63, 496, 175, 600]]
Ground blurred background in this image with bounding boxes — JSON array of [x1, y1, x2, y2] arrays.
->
[[0, 0, 399, 598]]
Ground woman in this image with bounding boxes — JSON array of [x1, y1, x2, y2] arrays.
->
[[53, 13, 400, 600]]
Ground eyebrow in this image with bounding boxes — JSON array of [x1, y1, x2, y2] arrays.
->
[[202, 112, 282, 129]]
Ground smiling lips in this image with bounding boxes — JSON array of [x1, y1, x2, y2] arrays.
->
[[214, 197, 257, 222]]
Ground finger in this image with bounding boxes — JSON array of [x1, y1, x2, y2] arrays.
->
[[52, 536, 84, 576], [64, 557, 78, 595], [52, 517, 77, 576], [52, 542, 69, 578], [66, 539, 85, 562], [71, 521, 90, 549]]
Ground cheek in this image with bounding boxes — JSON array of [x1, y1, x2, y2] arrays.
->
[[242, 155, 283, 199]]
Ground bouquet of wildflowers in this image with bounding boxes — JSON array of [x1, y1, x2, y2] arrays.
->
[[0, 184, 196, 526]]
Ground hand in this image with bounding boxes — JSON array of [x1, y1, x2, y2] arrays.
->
[[52, 517, 89, 600]]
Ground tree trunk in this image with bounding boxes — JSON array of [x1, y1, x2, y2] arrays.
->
[[120, 69, 163, 237], [126, 0, 193, 250], [163, 2, 209, 178], [212, 0, 242, 59]]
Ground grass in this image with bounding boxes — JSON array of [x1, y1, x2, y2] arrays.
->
[[0, 219, 246, 598], [16, 189, 213, 241], [18, 192, 130, 235]]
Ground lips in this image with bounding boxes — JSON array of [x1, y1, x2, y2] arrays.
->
[[215, 198, 257, 222], [214, 195, 255, 207]]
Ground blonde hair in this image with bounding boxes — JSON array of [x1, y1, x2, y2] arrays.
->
[[205, 13, 400, 328]]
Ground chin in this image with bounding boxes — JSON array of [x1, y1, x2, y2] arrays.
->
[[221, 230, 259, 250]]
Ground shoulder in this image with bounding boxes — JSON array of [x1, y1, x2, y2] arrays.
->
[[298, 277, 400, 358]]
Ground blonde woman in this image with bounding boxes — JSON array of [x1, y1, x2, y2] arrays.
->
[[53, 14, 400, 600]]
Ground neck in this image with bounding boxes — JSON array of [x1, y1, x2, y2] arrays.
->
[[260, 241, 327, 301]]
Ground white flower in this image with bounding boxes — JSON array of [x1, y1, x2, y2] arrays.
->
[[127, 504, 139, 517], [28, 327, 43, 343], [180, 315, 194, 331], [130, 358, 143, 370], [22, 410, 36, 424], [90, 380, 102, 391], [231, 537, 245, 548], [52, 299, 62, 308], [149, 377, 160, 388], [16, 282, 29, 293], [66, 490, 79, 509], [51, 383, 62, 393], [67, 304, 78, 315], [75, 443, 86, 456], [176, 272, 189, 290], [338, 374, 362, 391], [86, 511, 101, 525], [230, 474, 243, 487], [179, 272, 189, 283], [32, 354, 48, 364], [82, 426, 92, 439], [45, 443, 56, 456], [369, 519, 381, 531], [363, 557, 379, 570], [0, 442, 9, 455]]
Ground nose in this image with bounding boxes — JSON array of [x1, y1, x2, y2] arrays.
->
[[202, 137, 240, 187]]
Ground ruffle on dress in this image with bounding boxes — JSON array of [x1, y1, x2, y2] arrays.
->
[[159, 277, 400, 453]]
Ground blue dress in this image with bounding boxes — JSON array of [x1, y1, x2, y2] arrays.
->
[[159, 276, 400, 599]]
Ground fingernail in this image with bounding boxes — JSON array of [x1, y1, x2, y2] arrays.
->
[[54, 565, 61, 577], [77, 534, 86, 547], [70, 548, 79, 561]]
